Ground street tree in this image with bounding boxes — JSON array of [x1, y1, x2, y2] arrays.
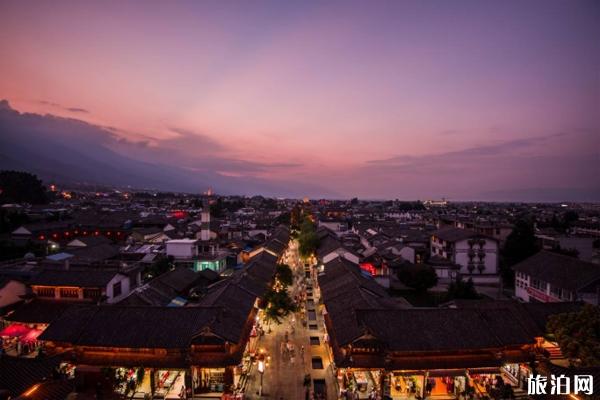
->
[[263, 287, 298, 324], [276, 264, 294, 287], [298, 217, 319, 259]]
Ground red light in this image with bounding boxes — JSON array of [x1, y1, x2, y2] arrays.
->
[[74, 230, 79, 235], [94, 231, 100, 236], [171, 210, 187, 218], [83, 231, 88, 235], [360, 263, 377, 276], [107, 231, 112, 236], [52, 233, 58, 238], [64, 231, 70, 236], [117, 232, 122, 236], [39, 235, 45, 240]]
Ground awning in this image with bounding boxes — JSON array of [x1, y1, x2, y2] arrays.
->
[[21, 328, 43, 343], [0, 323, 32, 337]]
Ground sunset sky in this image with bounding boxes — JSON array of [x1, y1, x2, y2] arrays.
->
[[0, 0, 598, 200]]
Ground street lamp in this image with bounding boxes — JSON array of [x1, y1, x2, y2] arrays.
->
[[258, 359, 265, 397]]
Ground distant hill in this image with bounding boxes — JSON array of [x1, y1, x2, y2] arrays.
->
[[0, 100, 335, 197]]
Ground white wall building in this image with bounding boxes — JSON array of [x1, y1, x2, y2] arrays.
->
[[431, 227, 500, 285], [166, 239, 199, 259], [514, 251, 600, 305]]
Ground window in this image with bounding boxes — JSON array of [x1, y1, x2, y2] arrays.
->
[[112, 281, 122, 297], [83, 288, 101, 300], [531, 278, 546, 291], [37, 287, 55, 297], [60, 288, 79, 298]]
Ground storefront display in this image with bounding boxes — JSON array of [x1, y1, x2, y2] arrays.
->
[[338, 369, 382, 399], [193, 367, 227, 393]]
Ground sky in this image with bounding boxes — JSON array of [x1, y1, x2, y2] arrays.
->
[[0, 0, 598, 200]]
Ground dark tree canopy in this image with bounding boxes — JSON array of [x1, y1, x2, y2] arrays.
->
[[275, 264, 294, 287], [397, 264, 438, 292], [298, 217, 319, 259], [0, 170, 48, 204], [500, 218, 539, 286], [445, 277, 480, 301], [547, 304, 600, 367], [263, 287, 298, 324], [0, 208, 29, 234], [145, 256, 174, 279]]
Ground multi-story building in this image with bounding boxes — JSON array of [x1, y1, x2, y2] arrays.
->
[[430, 227, 500, 285], [514, 251, 600, 305]]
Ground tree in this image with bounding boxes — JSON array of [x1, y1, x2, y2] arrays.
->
[[275, 264, 294, 287], [263, 287, 298, 324], [298, 217, 319, 259], [274, 211, 291, 226], [547, 304, 600, 367], [0, 239, 46, 261], [0, 208, 29, 234], [145, 256, 174, 279], [397, 264, 438, 292], [500, 219, 539, 286], [0, 170, 48, 204], [445, 277, 480, 301]]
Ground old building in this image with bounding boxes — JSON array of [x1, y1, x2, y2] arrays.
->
[[514, 251, 600, 305]]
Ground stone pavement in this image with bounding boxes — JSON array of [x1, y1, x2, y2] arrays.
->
[[244, 241, 337, 400]]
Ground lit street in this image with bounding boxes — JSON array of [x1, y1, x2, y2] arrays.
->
[[244, 241, 337, 400]]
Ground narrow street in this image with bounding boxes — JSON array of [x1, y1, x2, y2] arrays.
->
[[244, 241, 337, 400]]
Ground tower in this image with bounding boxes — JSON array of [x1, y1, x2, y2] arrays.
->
[[200, 199, 210, 242]]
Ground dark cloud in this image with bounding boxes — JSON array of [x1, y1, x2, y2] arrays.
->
[[37, 99, 90, 114], [367, 132, 570, 167], [108, 126, 305, 175], [352, 130, 599, 201], [66, 107, 89, 113], [166, 127, 225, 152], [0, 99, 322, 197]]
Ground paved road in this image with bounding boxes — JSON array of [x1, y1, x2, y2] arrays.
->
[[244, 241, 337, 400]]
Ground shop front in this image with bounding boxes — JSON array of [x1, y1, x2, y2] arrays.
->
[[0, 322, 45, 357], [71, 366, 188, 399], [501, 363, 530, 391], [466, 366, 525, 399], [382, 371, 426, 399], [420, 370, 467, 399], [191, 367, 229, 394], [337, 368, 382, 399]]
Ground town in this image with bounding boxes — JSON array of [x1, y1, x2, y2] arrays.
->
[[1, 171, 598, 400]]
